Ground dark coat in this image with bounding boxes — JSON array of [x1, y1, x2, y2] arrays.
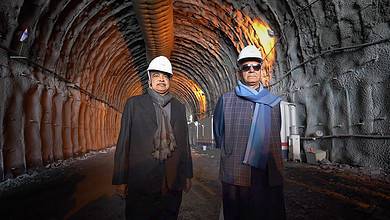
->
[[112, 94, 193, 193], [213, 91, 284, 187]]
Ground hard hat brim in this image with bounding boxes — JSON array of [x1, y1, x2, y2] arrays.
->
[[237, 57, 263, 64]]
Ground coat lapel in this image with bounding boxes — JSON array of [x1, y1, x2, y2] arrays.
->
[[140, 94, 157, 128], [170, 98, 179, 129]]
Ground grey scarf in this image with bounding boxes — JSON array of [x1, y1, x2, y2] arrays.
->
[[147, 88, 177, 161]]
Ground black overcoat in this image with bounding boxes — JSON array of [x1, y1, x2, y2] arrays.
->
[[112, 94, 193, 193]]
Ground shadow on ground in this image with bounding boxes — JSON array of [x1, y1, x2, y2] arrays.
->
[[0, 147, 389, 220]]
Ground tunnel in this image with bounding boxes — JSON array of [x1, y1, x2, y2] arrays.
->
[[0, 0, 390, 219]]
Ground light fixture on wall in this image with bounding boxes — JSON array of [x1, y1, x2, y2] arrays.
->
[[314, 130, 324, 137], [267, 29, 275, 37], [9, 55, 28, 59]]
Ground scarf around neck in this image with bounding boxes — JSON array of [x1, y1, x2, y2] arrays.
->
[[235, 81, 281, 169], [147, 88, 176, 161]]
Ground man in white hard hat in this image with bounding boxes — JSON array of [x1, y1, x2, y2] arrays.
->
[[213, 45, 286, 220], [113, 56, 193, 220]]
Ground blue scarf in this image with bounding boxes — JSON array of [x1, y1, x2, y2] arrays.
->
[[235, 81, 281, 169]]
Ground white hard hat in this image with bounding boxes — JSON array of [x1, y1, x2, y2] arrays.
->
[[147, 56, 173, 75], [237, 45, 263, 63]]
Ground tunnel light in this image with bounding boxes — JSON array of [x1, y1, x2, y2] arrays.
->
[[17, 72, 28, 76], [172, 72, 207, 118], [252, 19, 277, 87], [267, 29, 275, 37], [193, 87, 206, 116], [9, 56, 27, 59], [252, 20, 275, 56], [314, 130, 324, 137], [19, 28, 29, 42]]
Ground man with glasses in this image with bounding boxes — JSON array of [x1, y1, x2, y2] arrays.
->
[[213, 45, 286, 220], [113, 56, 193, 220]]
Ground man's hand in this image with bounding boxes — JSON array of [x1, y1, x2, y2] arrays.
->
[[114, 184, 128, 199], [184, 178, 192, 193]]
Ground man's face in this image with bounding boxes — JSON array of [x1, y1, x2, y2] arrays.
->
[[149, 71, 171, 95], [239, 60, 262, 88]]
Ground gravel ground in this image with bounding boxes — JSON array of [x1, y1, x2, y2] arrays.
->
[[0, 146, 389, 220]]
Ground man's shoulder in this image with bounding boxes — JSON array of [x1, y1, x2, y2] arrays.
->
[[124, 94, 149, 107], [171, 97, 185, 108], [224, 90, 236, 95], [221, 90, 236, 99]]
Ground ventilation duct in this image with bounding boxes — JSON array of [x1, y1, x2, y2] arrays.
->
[[133, 0, 174, 60]]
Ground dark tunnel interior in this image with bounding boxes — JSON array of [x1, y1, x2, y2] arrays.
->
[[0, 0, 390, 182]]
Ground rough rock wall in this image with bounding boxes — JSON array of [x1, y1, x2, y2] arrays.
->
[[0, 0, 132, 181], [173, 0, 390, 170], [0, 56, 121, 181], [261, 0, 390, 170]]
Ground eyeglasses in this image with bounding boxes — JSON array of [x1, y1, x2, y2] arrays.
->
[[240, 63, 262, 72]]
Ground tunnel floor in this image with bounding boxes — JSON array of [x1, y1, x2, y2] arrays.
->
[[0, 147, 389, 220]]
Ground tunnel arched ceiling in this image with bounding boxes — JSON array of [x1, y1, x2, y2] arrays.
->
[[1, 0, 280, 120], [1, 0, 390, 175]]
